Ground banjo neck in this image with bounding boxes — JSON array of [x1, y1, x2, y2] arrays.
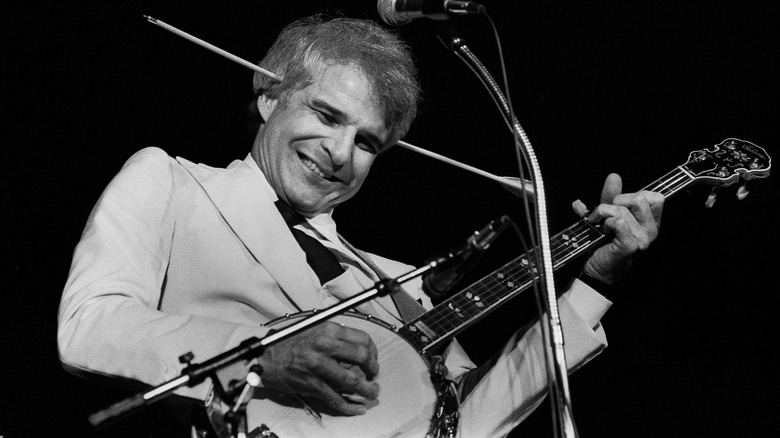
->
[[397, 138, 770, 353]]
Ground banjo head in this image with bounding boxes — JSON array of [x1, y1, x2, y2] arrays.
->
[[207, 311, 439, 438]]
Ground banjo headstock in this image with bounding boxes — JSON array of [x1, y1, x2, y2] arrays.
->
[[681, 138, 770, 206], [682, 138, 771, 187]]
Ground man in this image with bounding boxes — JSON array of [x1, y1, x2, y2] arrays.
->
[[58, 15, 663, 437]]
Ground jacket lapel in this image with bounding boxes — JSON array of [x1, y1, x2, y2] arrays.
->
[[176, 156, 323, 312], [313, 234, 405, 322]]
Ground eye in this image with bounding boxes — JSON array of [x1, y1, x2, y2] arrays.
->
[[316, 110, 337, 126], [355, 135, 379, 154]]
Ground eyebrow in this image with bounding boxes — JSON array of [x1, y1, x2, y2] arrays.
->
[[311, 98, 385, 152]]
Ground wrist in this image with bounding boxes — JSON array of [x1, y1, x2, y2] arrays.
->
[[578, 270, 617, 298]]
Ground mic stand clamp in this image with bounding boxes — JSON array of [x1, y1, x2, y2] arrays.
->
[[202, 364, 275, 438]]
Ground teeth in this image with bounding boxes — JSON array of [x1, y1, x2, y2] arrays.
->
[[301, 156, 330, 179]]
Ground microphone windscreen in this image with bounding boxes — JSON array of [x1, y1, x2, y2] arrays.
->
[[377, 0, 410, 26]]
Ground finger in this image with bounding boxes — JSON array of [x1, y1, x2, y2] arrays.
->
[[625, 190, 664, 224], [338, 362, 381, 400], [600, 173, 623, 205], [613, 192, 662, 237], [306, 377, 372, 416], [641, 190, 665, 226], [613, 193, 653, 224], [589, 204, 649, 254], [586, 203, 624, 224], [603, 213, 640, 243], [595, 205, 640, 236], [315, 358, 381, 402], [332, 326, 380, 379]]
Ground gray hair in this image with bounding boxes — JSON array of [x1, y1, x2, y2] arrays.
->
[[252, 15, 420, 149]]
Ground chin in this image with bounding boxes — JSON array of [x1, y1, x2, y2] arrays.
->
[[291, 192, 343, 215], [293, 201, 331, 217]]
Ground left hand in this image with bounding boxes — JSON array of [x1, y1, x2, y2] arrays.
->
[[572, 173, 664, 284]]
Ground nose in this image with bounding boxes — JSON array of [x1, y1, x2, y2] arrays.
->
[[323, 128, 355, 177]]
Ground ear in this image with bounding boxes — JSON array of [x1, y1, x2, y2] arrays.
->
[[256, 94, 278, 121]]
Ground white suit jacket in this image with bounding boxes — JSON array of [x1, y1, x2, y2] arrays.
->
[[58, 147, 611, 437]]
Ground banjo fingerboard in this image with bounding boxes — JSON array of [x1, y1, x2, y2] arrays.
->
[[398, 218, 606, 353]]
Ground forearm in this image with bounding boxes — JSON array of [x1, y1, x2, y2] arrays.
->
[[58, 288, 271, 395], [455, 280, 611, 437]]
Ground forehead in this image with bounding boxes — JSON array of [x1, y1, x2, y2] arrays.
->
[[308, 64, 374, 102]]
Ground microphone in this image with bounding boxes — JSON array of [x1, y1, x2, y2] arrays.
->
[[423, 216, 511, 299], [377, 0, 485, 26]]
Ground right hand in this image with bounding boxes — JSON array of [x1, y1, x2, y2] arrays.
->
[[257, 321, 380, 415]]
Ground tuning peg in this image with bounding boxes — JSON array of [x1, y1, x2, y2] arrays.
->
[[737, 182, 750, 200], [705, 187, 718, 208]]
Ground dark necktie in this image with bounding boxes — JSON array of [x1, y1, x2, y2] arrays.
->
[[274, 200, 344, 285]]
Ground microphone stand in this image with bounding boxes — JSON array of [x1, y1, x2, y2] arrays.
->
[[436, 25, 579, 438], [88, 258, 451, 436]]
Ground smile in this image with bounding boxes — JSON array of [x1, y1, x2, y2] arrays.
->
[[299, 154, 340, 182]]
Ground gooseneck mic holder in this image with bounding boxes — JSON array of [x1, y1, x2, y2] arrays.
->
[[436, 24, 579, 438], [88, 257, 453, 431]]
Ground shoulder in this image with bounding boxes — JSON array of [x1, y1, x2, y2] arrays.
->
[[95, 148, 181, 208], [116, 147, 178, 180], [117, 147, 236, 186], [124, 146, 175, 166], [173, 152, 251, 184]]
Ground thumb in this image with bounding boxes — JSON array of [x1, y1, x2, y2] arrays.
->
[[600, 173, 623, 204]]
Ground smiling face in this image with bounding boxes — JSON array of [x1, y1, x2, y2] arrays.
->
[[252, 63, 388, 217]]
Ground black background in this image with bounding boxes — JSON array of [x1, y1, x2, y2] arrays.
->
[[6, 1, 779, 437]]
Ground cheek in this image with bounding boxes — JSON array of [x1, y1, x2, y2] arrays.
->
[[352, 153, 376, 182]]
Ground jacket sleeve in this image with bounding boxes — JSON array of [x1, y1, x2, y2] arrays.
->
[[450, 279, 611, 437], [57, 148, 270, 400]]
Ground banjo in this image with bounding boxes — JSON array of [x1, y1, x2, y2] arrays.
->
[[205, 138, 770, 438]]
